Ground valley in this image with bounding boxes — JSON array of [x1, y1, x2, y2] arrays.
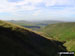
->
[[8, 20, 75, 54]]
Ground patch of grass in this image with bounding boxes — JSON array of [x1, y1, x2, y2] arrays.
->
[[41, 22, 75, 52]]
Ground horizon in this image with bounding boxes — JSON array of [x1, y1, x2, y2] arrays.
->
[[5, 19, 75, 22], [0, 0, 75, 21]]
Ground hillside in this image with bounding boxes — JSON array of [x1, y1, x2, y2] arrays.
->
[[41, 22, 75, 52], [0, 20, 67, 56]]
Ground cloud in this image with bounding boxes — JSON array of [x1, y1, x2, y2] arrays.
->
[[8, 0, 24, 2], [44, 0, 75, 7], [44, 0, 56, 7], [0, 0, 75, 12], [32, 10, 42, 16], [0, 0, 36, 12], [0, 0, 75, 21]]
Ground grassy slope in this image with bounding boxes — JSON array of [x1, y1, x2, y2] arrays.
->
[[42, 22, 75, 52], [0, 20, 67, 56]]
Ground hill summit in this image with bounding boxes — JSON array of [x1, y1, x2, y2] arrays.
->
[[0, 20, 67, 56]]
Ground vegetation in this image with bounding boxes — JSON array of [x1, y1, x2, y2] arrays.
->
[[0, 20, 67, 56], [8, 20, 63, 31], [41, 22, 75, 52]]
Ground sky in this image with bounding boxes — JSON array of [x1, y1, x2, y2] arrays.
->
[[0, 0, 75, 21]]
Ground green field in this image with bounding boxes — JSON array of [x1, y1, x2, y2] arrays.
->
[[41, 22, 75, 52]]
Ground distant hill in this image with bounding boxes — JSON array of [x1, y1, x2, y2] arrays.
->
[[32, 20, 64, 24], [0, 20, 67, 56], [7, 20, 64, 26], [7, 20, 64, 31], [8, 20, 33, 25], [41, 22, 75, 52]]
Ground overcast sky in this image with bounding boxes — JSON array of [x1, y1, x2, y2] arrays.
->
[[0, 0, 75, 21]]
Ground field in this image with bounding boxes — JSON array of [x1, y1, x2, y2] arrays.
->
[[41, 22, 75, 52]]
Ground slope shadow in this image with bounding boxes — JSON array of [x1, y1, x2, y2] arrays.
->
[[0, 26, 67, 56]]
